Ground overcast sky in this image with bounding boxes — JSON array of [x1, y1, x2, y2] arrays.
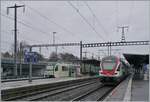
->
[[1, 0, 150, 59]]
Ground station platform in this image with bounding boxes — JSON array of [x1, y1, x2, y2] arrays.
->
[[131, 79, 149, 101], [1, 76, 91, 90], [104, 74, 149, 101]]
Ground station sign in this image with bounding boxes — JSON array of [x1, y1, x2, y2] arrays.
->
[[24, 51, 38, 63], [143, 64, 148, 73]]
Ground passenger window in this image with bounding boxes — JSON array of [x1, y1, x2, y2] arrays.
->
[[117, 65, 120, 71], [55, 65, 58, 71], [62, 66, 68, 71]]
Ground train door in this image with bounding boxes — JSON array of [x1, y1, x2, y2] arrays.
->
[[54, 64, 59, 77], [61, 65, 69, 77], [69, 65, 75, 77]]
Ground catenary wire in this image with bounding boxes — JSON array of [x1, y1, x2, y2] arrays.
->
[[19, 1, 82, 40], [67, 1, 106, 42], [84, 1, 110, 40]]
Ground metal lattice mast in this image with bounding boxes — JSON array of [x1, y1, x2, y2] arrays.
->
[[118, 26, 129, 42]]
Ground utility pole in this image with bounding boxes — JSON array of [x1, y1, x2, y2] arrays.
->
[[118, 26, 129, 42], [7, 4, 25, 77], [107, 42, 111, 56], [19, 42, 22, 77], [83, 51, 88, 59], [53, 32, 57, 58], [29, 47, 32, 83], [80, 41, 82, 61], [91, 53, 94, 59], [39, 47, 41, 55], [80, 41, 82, 74], [97, 50, 101, 60], [110, 42, 111, 56]]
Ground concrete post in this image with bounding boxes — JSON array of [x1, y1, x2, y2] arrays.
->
[[29, 47, 32, 83]]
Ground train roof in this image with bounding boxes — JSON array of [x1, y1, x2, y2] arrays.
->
[[101, 55, 130, 65]]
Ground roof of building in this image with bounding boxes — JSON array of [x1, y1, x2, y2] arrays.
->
[[123, 53, 149, 68], [82, 59, 100, 66]]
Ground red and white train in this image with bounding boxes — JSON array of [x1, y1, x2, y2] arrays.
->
[[99, 56, 130, 84]]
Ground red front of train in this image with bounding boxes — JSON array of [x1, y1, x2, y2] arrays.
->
[[99, 56, 130, 83]]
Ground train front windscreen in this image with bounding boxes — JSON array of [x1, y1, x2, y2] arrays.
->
[[101, 56, 117, 70]]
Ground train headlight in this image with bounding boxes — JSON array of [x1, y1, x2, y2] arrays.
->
[[99, 70, 103, 75], [114, 71, 119, 76]]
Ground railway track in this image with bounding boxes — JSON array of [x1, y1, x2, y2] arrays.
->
[[70, 77, 128, 101], [30, 81, 100, 101], [1, 77, 47, 83], [72, 85, 114, 101], [31, 83, 115, 101], [2, 77, 99, 101], [2, 77, 123, 101]]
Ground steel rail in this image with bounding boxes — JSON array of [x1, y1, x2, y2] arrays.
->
[[2, 78, 97, 101], [30, 81, 97, 101], [72, 78, 128, 101], [97, 76, 129, 101], [71, 85, 116, 101], [97, 86, 115, 101], [3, 79, 97, 101], [71, 84, 105, 101]]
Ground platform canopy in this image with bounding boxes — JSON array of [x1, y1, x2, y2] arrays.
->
[[123, 53, 149, 68]]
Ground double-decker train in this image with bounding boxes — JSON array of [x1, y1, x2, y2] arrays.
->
[[99, 56, 130, 84]]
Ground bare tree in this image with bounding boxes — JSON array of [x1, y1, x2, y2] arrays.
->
[[1, 52, 13, 58]]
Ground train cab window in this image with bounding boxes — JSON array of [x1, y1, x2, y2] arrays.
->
[[117, 65, 120, 71], [55, 65, 58, 71], [62, 66, 68, 71]]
